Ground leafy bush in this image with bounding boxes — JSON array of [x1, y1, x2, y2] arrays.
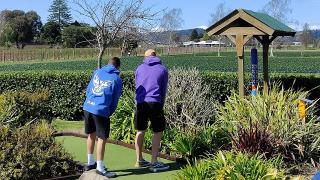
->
[[171, 125, 230, 161], [217, 85, 320, 162], [175, 151, 285, 180], [1, 71, 320, 120], [110, 90, 135, 144], [165, 68, 216, 132], [0, 71, 134, 120], [231, 122, 274, 158], [0, 121, 80, 179], [0, 90, 51, 128]]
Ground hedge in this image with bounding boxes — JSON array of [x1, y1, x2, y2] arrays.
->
[[0, 71, 319, 120]]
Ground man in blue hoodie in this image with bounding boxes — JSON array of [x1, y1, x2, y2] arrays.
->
[[83, 57, 122, 178], [134, 49, 169, 172]]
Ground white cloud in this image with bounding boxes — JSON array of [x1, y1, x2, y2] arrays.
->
[[310, 25, 320, 30], [196, 25, 208, 30]]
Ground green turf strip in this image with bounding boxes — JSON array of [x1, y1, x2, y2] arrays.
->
[[56, 136, 181, 180]]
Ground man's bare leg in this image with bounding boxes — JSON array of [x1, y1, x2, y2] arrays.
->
[[135, 131, 145, 162], [96, 138, 107, 172], [151, 132, 162, 164], [87, 133, 96, 165]]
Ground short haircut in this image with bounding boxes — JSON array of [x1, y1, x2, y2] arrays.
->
[[109, 57, 121, 68]]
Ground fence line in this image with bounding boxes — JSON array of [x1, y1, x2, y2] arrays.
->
[[0, 47, 237, 62], [1, 46, 320, 62]]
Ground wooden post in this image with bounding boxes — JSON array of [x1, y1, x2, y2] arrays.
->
[[236, 35, 245, 97], [262, 36, 270, 94]]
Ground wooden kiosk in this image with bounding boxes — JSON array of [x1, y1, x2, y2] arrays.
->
[[206, 9, 296, 97]]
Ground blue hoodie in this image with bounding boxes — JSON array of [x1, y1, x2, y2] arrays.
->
[[83, 65, 122, 118], [135, 56, 168, 104]]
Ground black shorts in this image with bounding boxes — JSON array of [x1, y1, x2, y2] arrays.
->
[[134, 102, 166, 133], [84, 111, 110, 139]]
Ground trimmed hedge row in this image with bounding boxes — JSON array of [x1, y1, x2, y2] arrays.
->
[[0, 71, 319, 120]]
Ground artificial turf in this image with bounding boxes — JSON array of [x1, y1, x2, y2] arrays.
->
[[56, 136, 182, 180]]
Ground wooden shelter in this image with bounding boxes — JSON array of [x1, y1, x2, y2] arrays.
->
[[206, 9, 296, 96]]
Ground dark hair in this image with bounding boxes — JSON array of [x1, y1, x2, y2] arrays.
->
[[109, 57, 121, 68]]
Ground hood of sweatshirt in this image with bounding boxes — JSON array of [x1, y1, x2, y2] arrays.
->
[[143, 56, 162, 66], [101, 64, 120, 75]]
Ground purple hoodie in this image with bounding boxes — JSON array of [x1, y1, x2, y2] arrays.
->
[[135, 56, 168, 104]]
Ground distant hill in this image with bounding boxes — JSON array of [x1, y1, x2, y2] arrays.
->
[[147, 28, 206, 44], [147, 28, 320, 45]]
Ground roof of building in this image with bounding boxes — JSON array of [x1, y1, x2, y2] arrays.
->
[[206, 9, 296, 37], [242, 9, 295, 33]]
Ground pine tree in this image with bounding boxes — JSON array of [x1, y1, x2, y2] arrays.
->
[[48, 0, 72, 26], [189, 29, 199, 41]]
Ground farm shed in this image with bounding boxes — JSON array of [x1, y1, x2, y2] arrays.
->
[[206, 9, 296, 96]]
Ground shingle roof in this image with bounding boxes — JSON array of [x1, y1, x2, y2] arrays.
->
[[242, 9, 295, 33]]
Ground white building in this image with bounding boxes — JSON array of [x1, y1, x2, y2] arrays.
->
[[183, 40, 225, 47]]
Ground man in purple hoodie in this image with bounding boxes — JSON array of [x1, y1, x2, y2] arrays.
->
[[134, 49, 169, 172]]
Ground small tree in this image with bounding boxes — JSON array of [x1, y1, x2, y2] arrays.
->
[[74, 0, 157, 68], [300, 23, 313, 48], [42, 21, 61, 46], [48, 0, 72, 26], [189, 29, 199, 41], [62, 25, 95, 48], [263, 0, 292, 57], [202, 32, 211, 41], [160, 8, 184, 54], [210, 2, 227, 57]]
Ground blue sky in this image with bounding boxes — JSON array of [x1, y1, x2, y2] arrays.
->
[[0, 0, 319, 30]]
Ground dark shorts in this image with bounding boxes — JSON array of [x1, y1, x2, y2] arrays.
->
[[134, 102, 166, 133], [84, 111, 110, 139]]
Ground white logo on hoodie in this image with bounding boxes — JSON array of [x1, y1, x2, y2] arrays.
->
[[91, 74, 112, 96]]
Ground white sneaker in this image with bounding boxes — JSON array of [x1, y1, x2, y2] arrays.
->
[[149, 161, 170, 173]]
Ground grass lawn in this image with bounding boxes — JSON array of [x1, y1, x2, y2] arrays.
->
[[52, 119, 84, 131], [56, 136, 181, 180]]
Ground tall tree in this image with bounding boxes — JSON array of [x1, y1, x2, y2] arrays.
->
[[189, 29, 199, 41], [161, 8, 184, 54], [74, 0, 157, 68], [263, 0, 292, 57], [210, 2, 227, 57], [300, 23, 313, 48], [0, 10, 42, 48], [48, 0, 72, 26], [42, 21, 62, 45]]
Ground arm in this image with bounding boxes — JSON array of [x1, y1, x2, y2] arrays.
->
[[161, 69, 168, 105], [109, 78, 123, 115], [86, 70, 97, 97]]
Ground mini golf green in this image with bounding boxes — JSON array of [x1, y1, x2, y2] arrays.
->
[[56, 136, 181, 180]]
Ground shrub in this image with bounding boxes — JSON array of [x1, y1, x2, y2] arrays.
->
[[0, 71, 134, 120], [0, 121, 80, 179], [217, 85, 320, 163], [1, 71, 320, 120], [110, 90, 135, 144], [165, 68, 216, 132], [0, 90, 51, 128], [231, 122, 274, 158], [171, 125, 230, 161], [175, 151, 285, 180]]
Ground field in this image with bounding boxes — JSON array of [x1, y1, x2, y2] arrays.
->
[[1, 51, 320, 73]]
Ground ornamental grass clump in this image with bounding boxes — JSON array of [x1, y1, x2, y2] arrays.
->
[[217, 84, 320, 163], [175, 151, 285, 180]]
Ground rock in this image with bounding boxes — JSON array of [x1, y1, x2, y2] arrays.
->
[[79, 170, 109, 180]]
